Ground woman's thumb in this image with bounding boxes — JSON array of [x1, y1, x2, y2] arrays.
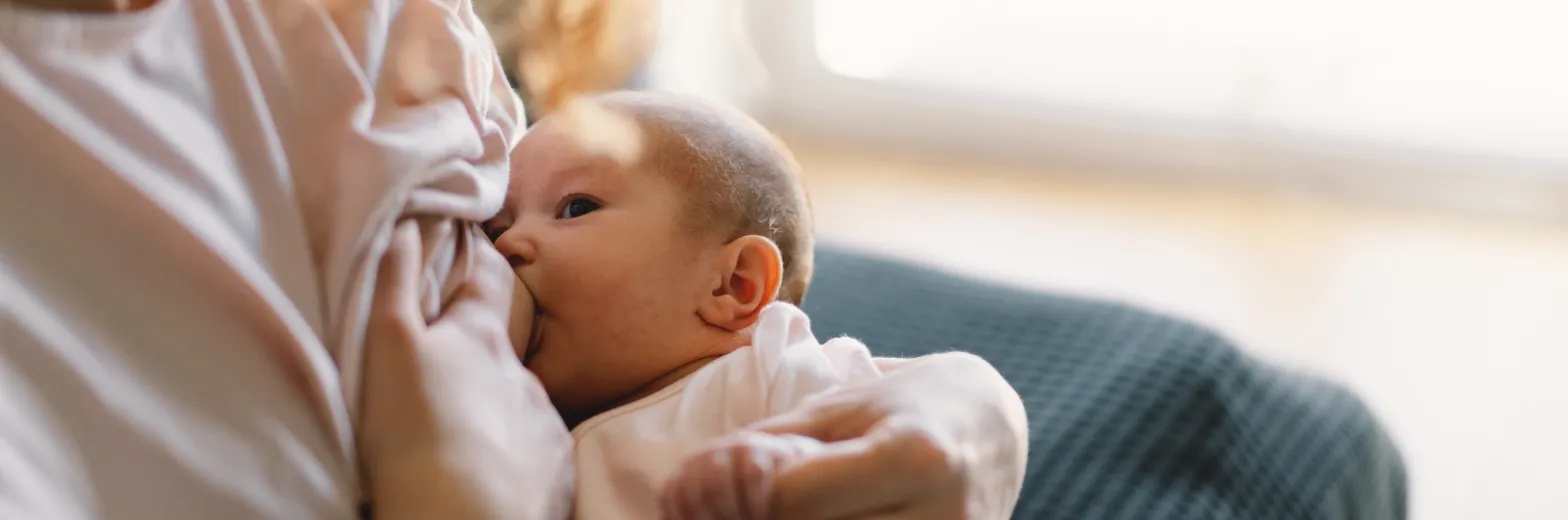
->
[[767, 431, 919, 520], [747, 407, 829, 440], [748, 399, 882, 444]]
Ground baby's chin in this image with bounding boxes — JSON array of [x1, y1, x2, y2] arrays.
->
[[519, 349, 589, 422]]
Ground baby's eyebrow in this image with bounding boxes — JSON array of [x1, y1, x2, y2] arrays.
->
[[553, 161, 620, 190]]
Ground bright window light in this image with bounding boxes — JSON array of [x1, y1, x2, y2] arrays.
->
[[813, 0, 1568, 162]]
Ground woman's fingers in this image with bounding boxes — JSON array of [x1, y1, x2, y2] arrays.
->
[[430, 226, 517, 358], [370, 220, 427, 337], [444, 226, 516, 318], [362, 219, 427, 425], [358, 222, 576, 520], [360, 220, 438, 481]]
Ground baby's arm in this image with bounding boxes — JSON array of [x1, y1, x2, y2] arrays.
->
[[660, 432, 825, 520]]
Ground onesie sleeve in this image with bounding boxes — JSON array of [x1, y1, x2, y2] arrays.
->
[[752, 304, 886, 417]]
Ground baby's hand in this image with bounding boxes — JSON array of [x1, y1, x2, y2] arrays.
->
[[660, 432, 825, 520]]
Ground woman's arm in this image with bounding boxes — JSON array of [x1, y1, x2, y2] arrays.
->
[[753, 351, 1029, 519]]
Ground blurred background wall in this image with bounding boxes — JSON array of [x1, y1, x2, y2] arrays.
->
[[502, 1, 1568, 517]]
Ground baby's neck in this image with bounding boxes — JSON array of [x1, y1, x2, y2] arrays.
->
[[565, 328, 751, 429], [630, 354, 720, 403]]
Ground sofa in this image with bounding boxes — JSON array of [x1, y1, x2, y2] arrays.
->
[[802, 246, 1408, 520]]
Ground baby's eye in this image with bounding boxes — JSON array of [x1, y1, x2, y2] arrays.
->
[[557, 196, 601, 220]]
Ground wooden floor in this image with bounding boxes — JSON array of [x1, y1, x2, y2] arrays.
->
[[789, 139, 1568, 520]]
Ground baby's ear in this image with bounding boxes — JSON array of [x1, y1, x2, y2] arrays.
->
[[697, 235, 783, 331]]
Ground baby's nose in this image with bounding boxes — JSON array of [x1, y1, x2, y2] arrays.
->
[[491, 227, 537, 268]]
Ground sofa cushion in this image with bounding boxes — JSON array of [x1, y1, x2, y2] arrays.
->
[[803, 246, 1406, 520]]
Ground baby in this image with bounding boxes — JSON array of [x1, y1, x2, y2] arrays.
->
[[483, 91, 882, 520]]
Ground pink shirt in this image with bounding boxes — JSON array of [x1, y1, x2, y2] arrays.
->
[[0, 0, 544, 517]]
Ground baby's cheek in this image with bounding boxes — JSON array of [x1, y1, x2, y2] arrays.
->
[[507, 278, 534, 360]]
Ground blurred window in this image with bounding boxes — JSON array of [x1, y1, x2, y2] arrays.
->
[[813, 0, 1568, 163]]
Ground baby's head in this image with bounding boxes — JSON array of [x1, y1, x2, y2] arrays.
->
[[486, 91, 812, 424]]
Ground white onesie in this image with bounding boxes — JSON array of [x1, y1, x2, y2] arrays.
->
[[570, 302, 883, 520]]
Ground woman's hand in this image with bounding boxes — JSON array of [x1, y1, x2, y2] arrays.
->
[[750, 353, 1029, 520], [357, 220, 574, 520]]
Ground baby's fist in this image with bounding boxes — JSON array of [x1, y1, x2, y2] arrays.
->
[[660, 432, 824, 520]]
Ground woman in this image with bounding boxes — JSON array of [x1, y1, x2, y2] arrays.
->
[[0, 0, 1026, 518]]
